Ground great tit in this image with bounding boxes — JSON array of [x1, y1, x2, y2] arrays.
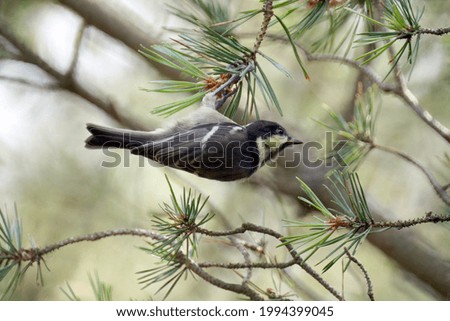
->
[[85, 105, 302, 181]]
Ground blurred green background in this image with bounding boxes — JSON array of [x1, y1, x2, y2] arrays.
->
[[0, 0, 449, 300]]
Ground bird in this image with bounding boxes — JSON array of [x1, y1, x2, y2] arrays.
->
[[85, 99, 302, 181]]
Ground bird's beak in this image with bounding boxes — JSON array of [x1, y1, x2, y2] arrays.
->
[[288, 137, 303, 145]]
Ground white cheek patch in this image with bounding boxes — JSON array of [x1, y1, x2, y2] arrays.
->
[[267, 134, 288, 148], [256, 135, 289, 166], [256, 137, 267, 167]]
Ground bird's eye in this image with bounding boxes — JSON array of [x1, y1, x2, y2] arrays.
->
[[275, 127, 284, 135]]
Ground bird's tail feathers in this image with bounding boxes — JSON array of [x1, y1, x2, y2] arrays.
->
[[85, 124, 149, 149]]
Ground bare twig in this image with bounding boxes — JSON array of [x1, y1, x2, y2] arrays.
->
[[305, 53, 398, 93], [313, 56, 449, 143], [242, 223, 345, 300], [371, 213, 450, 229], [38, 228, 164, 257], [344, 248, 374, 301], [228, 236, 252, 285], [0, 228, 164, 264], [251, 0, 274, 60], [258, 33, 398, 93], [416, 27, 450, 36], [199, 259, 296, 270], [372, 143, 450, 206], [175, 253, 264, 300], [394, 73, 450, 143], [384, 38, 450, 144], [198, 224, 345, 300], [65, 20, 86, 79]]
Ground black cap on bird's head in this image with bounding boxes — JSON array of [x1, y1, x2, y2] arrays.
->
[[246, 120, 303, 149]]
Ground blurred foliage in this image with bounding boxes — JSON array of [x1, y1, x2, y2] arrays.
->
[[61, 272, 113, 301], [317, 86, 379, 171]]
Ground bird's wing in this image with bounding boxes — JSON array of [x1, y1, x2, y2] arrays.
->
[[131, 123, 246, 174], [149, 107, 236, 139]]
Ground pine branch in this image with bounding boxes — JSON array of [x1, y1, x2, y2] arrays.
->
[[291, 171, 449, 275], [250, 0, 274, 60], [367, 0, 450, 143], [242, 223, 345, 301], [0, 225, 266, 300], [260, 28, 450, 144], [198, 224, 345, 301]]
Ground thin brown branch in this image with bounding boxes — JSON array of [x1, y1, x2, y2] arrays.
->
[[39, 228, 165, 257], [196, 226, 247, 237], [258, 33, 399, 93], [207, 0, 274, 108], [372, 143, 450, 205], [308, 54, 450, 145], [384, 39, 450, 144], [394, 72, 450, 143], [0, 228, 164, 264], [344, 248, 374, 301], [184, 254, 264, 301], [198, 223, 344, 300], [366, 196, 450, 299], [228, 236, 252, 284], [199, 259, 296, 270], [371, 213, 450, 229], [417, 27, 450, 36], [65, 20, 86, 79], [234, 239, 266, 255], [318, 55, 450, 144], [242, 223, 344, 301], [251, 0, 274, 60], [306, 53, 398, 92]]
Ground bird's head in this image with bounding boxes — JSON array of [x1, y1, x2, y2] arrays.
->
[[246, 120, 302, 166]]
